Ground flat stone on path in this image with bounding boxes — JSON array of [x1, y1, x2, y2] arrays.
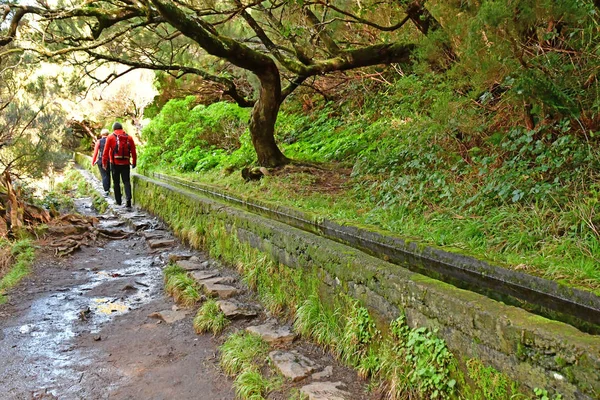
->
[[99, 220, 126, 229], [269, 350, 318, 382], [203, 282, 239, 299], [130, 220, 152, 231], [312, 365, 333, 380], [177, 260, 208, 272], [217, 300, 258, 319], [203, 276, 236, 285], [147, 239, 177, 249], [148, 310, 187, 324], [300, 382, 350, 400], [191, 270, 220, 281], [246, 321, 296, 347], [142, 231, 169, 240]]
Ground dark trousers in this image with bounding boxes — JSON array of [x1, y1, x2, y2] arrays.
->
[[111, 163, 131, 205], [97, 163, 111, 192]]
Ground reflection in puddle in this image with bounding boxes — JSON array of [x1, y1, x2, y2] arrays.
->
[[2, 254, 163, 396], [94, 298, 128, 315]]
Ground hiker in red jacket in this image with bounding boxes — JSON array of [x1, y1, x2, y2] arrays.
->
[[102, 122, 137, 208], [91, 128, 111, 196]]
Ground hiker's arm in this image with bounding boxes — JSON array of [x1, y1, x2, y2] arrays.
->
[[102, 136, 112, 168], [91, 141, 100, 166], [130, 137, 137, 166]]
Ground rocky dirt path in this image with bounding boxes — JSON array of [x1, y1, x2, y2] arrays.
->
[[0, 174, 235, 400], [0, 168, 372, 400]]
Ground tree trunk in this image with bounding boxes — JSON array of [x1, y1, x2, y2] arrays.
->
[[250, 66, 289, 167], [405, 1, 441, 35]]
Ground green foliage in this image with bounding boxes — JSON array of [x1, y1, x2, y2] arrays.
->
[[220, 331, 269, 377], [463, 358, 514, 400], [40, 191, 75, 214], [193, 298, 229, 335], [338, 299, 380, 366], [294, 294, 456, 398], [0, 239, 35, 304], [293, 294, 342, 352], [219, 329, 280, 400], [0, 61, 71, 180], [90, 190, 109, 214], [163, 263, 185, 278], [139, 97, 251, 172], [163, 264, 201, 306], [233, 368, 275, 400], [534, 387, 563, 400], [378, 316, 457, 399], [56, 168, 91, 198]]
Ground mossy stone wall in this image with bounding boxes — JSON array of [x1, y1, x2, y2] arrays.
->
[[131, 173, 599, 399]]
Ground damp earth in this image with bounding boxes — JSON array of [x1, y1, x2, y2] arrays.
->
[[0, 184, 235, 399], [0, 169, 371, 400]]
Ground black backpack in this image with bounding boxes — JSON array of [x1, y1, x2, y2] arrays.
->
[[97, 137, 107, 165]]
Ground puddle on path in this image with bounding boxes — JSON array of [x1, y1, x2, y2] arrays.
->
[[0, 189, 171, 398]]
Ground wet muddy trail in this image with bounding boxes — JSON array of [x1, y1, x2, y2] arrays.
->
[[0, 174, 235, 399]]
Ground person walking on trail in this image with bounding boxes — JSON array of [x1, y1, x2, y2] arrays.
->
[[102, 122, 137, 208], [91, 128, 111, 196]]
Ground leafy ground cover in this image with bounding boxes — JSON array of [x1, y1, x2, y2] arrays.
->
[[135, 1, 600, 295], [138, 89, 599, 295]]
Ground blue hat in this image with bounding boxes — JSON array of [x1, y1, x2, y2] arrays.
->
[[112, 122, 122, 130]]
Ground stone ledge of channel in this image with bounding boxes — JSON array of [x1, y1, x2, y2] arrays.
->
[[74, 152, 600, 329], [130, 171, 600, 399], [73, 152, 600, 326], [147, 171, 600, 331]]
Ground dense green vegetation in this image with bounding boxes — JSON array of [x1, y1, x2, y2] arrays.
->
[[0, 239, 35, 304], [3, 1, 597, 396], [3, 1, 598, 291], [135, 0, 599, 293]]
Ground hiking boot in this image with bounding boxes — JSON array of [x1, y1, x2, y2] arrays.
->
[[126, 201, 132, 209], [104, 191, 109, 196]]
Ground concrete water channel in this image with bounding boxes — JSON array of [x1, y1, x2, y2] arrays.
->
[[148, 173, 600, 334]]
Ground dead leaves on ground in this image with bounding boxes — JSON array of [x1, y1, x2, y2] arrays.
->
[[41, 214, 131, 256], [0, 171, 129, 257]]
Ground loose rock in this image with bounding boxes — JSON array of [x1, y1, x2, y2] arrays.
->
[[216, 300, 258, 319], [203, 283, 239, 299], [147, 239, 177, 249], [269, 350, 318, 382], [191, 270, 220, 281], [176, 260, 207, 271], [148, 310, 187, 324], [300, 381, 350, 400], [246, 321, 296, 347]]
